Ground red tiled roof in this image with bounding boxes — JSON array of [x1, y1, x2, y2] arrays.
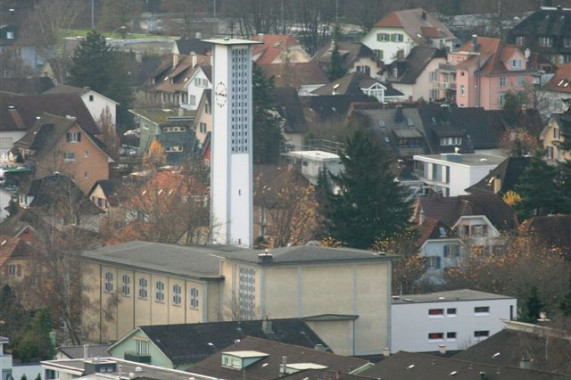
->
[[544, 63, 571, 94], [457, 37, 526, 75], [258, 62, 328, 87], [375, 11, 402, 28], [420, 26, 440, 38], [251, 34, 304, 65]]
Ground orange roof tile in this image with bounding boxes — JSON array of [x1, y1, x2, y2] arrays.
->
[[544, 63, 571, 94], [0, 236, 23, 267], [252, 34, 304, 65], [374, 11, 402, 28]]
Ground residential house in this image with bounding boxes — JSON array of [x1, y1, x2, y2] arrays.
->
[[391, 289, 517, 353], [44, 85, 118, 130], [82, 242, 398, 356], [506, 5, 571, 66], [173, 38, 212, 57], [539, 63, 571, 115], [0, 92, 100, 155], [347, 105, 426, 160], [259, 62, 328, 96], [56, 345, 109, 360], [303, 94, 377, 124], [19, 174, 104, 233], [414, 193, 518, 272], [0, 8, 42, 71], [541, 108, 571, 162], [466, 156, 531, 196], [417, 105, 475, 155], [283, 151, 343, 186], [362, 8, 457, 65], [413, 152, 504, 196], [453, 319, 571, 375], [130, 108, 196, 164], [251, 35, 311, 65], [189, 336, 371, 380], [185, 65, 212, 111], [194, 90, 212, 148], [272, 87, 308, 151], [0, 336, 13, 380], [144, 52, 210, 108], [385, 46, 447, 101], [87, 180, 127, 228], [0, 235, 34, 286], [437, 36, 537, 109], [313, 42, 384, 79], [13, 113, 114, 194], [312, 71, 403, 103], [107, 319, 327, 369], [360, 351, 567, 380]]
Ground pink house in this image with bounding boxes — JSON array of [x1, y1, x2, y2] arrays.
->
[[435, 36, 537, 110]]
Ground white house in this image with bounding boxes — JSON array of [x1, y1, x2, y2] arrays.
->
[[362, 8, 456, 65], [284, 150, 343, 185], [185, 66, 212, 111], [413, 153, 504, 197], [44, 85, 118, 130], [420, 237, 468, 284], [391, 289, 517, 353], [0, 336, 13, 380]]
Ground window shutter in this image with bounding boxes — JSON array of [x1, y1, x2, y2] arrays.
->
[[436, 257, 442, 269], [17, 265, 21, 276], [443, 246, 449, 257]]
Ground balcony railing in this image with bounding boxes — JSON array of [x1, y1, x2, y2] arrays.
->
[[438, 63, 457, 72], [124, 352, 151, 363], [433, 81, 456, 90]]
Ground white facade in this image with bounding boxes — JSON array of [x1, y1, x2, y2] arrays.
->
[[391, 289, 517, 353], [420, 238, 467, 284], [0, 337, 13, 380], [362, 27, 415, 65], [391, 56, 446, 101], [285, 150, 343, 185], [207, 38, 260, 248], [80, 91, 117, 129], [186, 67, 212, 111], [413, 153, 503, 196]]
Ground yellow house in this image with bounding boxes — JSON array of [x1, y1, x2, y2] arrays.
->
[[541, 113, 571, 163], [82, 242, 397, 356]]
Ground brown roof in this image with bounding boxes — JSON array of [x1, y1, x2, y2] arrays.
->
[[457, 37, 534, 76], [543, 63, 571, 94], [0, 236, 30, 267], [251, 34, 306, 65], [312, 71, 379, 96], [416, 193, 518, 231], [149, 54, 210, 94], [188, 336, 370, 380], [0, 92, 100, 135], [258, 62, 328, 88], [373, 8, 456, 44], [519, 214, 571, 255]]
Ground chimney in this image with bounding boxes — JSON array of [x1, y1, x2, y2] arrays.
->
[[262, 319, 273, 334], [382, 347, 390, 357], [173, 52, 179, 68], [438, 344, 446, 355], [394, 105, 404, 123], [493, 175, 502, 194], [471, 35, 478, 52], [519, 356, 530, 369], [280, 356, 287, 376], [191, 52, 198, 68], [84, 344, 89, 360]]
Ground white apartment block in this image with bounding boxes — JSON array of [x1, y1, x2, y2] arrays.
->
[[391, 289, 517, 353]]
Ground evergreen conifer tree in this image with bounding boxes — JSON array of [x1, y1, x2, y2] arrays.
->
[[322, 129, 412, 248], [327, 25, 347, 81]]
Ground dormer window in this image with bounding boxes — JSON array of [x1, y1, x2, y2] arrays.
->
[[511, 59, 521, 69], [221, 351, 269, 370], [538, 36, 553, 47], [515, 36, 525, 46], [66, 132, 81, 143]]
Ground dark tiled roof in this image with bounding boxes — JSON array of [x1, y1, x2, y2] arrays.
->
[[189, 336, 370, 380], [361, 351, 567, 380], [211, 245, 398, 265], [132, 319, 328, 365], [0, 77, 54, 94], [312, 72, 378, 96], [453, 326, 571, 375], [304, 94, 376, 121], [88, 180, 125, 207], [0, 92, 100, 135], [313, 42, 381, 72], [271, 87, 307, 133], [417, 193, 518, 231], [278, 369, 373, 380], [466, 156, 531, 196], [44, 84, 89, 95], [519, 214, 571, 256], [389, 47, 446, 85], [418, 106, 474, 154], [259, 62, 328, 88], [57, 345, 110, 359], [175, 38, 212, 55]]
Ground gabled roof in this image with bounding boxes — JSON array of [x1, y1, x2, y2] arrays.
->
[[0, 235, 33, 267], [457, 37, 533, 76], [149, 54, 210, 94], [388, 46, 446, 85], [112, 319, 328, 366], [313, 42, 381, 71], [251, 34, 307, 65], [304, 94, 377, 121], [174, 38, 212, 55], [466, 156, 531, 196], [0, 77, 54, 94], [258, 62, 328, 88], [416, 193, 518, 231], [0, 93, 100, 135], [189, 336, 371, 379], [486, 108, 544, 140], [44, 85, 119, 105], [507, 6, 571, 50], [57, 345, 110, 360], [312, 72, 383, 96], [453, 322, 571, 375], [210, 245, 398, 265], [417, 106, 474, 154], [543, 63, 571, 94], [87, 180, 125, 207], [361, 351, 567, 380], [271, 87, 308, 133], [373, 8, 456, 44]]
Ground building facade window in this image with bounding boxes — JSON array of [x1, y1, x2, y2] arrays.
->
[[155, 281, 165, 302], [428, 332, 444, 340], [447, 308, 457, 316], [66, 132, 81, 143], [190, 287, 199, 308], [428, 308, 444, 316], [460, 84, 465, 96], [374, 50, 383, 60], [8, 264, 17, 277], [426, 256, 441, 269], [391, 33, 404, 42], [474, 330, 490, 338], [517, 76, 525, 86], [474, 306, 490, 314], [136, 340, 149, 355], [516, 36, 525, 46], [200, 122, 207, 133], [104, 272, 114, 292], [554, 127, 559, 140], [172, 284, 182, 305], [63, 152, 75, 162], [447, 332, 457, 339], [499, 93, 506, 107], [499, 76, 506, 87], [443, 245, 460, 257], [538, 36, 553, 47], [121, 274, 130, 296], [511, 59, 522, 69], [6, 31, 14, 39], [440, 137, 462, 146], [239, 266, 256, 319], [377, 33, 391, 42], [138, 277, 148, 299]]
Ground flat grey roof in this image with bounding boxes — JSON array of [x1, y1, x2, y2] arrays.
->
[[392, 289, 515, 304], [81, 241, 242, 280], [413, 153, 505, 166], [202, 38, 262, 46]]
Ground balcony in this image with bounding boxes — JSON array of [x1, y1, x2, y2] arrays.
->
[[438, 63, 457, 72], [433, 81, 457, 90], [124, 352, 151, 363]]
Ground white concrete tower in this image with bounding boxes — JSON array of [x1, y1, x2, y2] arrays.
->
[[205, 38, 260, 248]]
